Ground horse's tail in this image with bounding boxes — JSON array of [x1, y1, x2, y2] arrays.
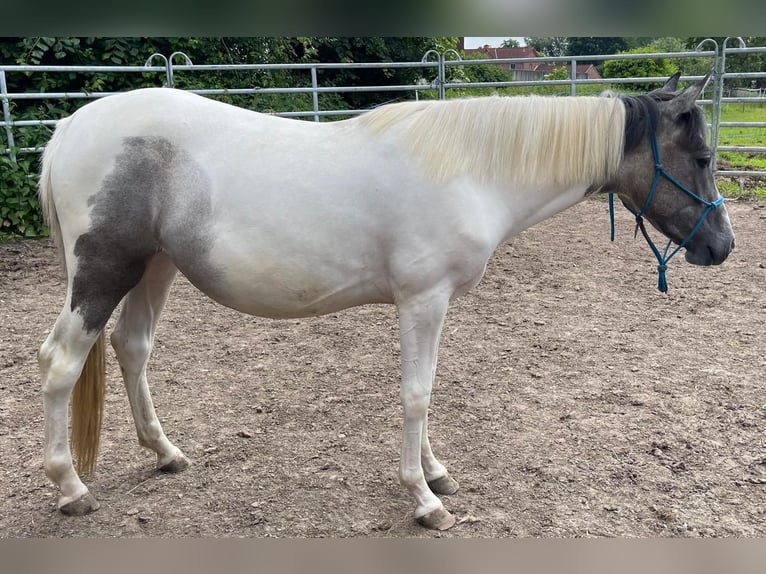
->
[[71, 331, 106, 476], [39, 115, 106, 477], [39, 115, 71, 276]]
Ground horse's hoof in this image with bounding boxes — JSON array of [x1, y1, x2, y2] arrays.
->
[[158, 452, 191, 473], [415, 507, 456, 530], [427, 473, 460, 495], [59, 492, 100, 516]]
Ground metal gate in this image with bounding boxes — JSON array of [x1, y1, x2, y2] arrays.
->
[[2, 38, 764, 186]]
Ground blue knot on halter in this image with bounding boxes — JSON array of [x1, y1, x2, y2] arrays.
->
[[608, 131, 725, 293], [656, 264, 668, 293]]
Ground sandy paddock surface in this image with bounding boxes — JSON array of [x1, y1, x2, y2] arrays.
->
[[1, 199, 764, 538]]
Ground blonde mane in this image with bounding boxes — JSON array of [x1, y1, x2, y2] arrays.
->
[[357, 95, 626, 188]]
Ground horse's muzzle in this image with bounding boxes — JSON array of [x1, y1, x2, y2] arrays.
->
[[685, 235, 735, 266]]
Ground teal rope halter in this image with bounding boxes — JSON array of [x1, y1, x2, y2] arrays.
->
[[609, 131, 725, 293]]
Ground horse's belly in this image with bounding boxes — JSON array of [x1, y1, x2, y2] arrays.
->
[[175, 249, 392, 319]]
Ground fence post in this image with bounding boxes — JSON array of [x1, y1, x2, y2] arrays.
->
[[0, 70, 16, 161], [145, 53, 171, 86], [441, 49, 462, 100], [167, 52, 193, 89], [695, 38, 720, 168], [715, 37, 747, 173], [570, 58, 577, 96], [421, 50, 443, 99], [311, 66, 319, 122], [437, 54, 446, 99]]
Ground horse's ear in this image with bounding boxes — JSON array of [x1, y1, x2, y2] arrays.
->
[[664, 70, 713, 115], [652, 72, 681, 94]]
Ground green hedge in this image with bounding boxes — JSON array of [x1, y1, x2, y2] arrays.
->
[[0, 151, 43, 237], [601, 46, 678, 93], [1, 37, 457, 238]]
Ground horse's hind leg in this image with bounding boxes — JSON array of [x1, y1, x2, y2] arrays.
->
[[39, 312, 105, 514], [109, 252, 190, 472]]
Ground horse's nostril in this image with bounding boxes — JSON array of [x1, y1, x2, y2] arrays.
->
[[730, 237, 736, 251]]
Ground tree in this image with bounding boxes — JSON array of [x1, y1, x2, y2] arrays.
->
[[0, 36, 457, 237], [649, 37, 712, 80], [500, 38, 520, 48], [460, 53, 514, 85], [601, 46, 678, 92], [524, 37, 568, 57], [309, 37, 457, 108], [545, 67, 569, 81], [565, 37, 630, 67], [0, 37, 457, 115], [687, 37, 766, 88]]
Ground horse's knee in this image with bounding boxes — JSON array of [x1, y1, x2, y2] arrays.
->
[[400, 390, 431, 417]]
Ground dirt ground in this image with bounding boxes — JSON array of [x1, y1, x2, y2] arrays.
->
[[1, 198, 765, 538]]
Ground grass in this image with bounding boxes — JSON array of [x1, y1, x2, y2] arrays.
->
[[712, 103, 766, 198]]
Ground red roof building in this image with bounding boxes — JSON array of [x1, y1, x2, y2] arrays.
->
[[462, 43, 601, 81]]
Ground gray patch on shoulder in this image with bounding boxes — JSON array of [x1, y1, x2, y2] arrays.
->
[[71, 136, 213, 333]]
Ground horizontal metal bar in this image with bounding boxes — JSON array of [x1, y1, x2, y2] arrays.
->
[[443, 78, 719, 92], [719, 122, 766, 128], [720, 97, 766, 104], [716, 170, 766, 177], [0, 65, 166, 73], [172, 61, 438, 72], [3, 146, 43, 154], [721, 72, 766, 79], [191, 84, 433, 96], [450, 51, 716, 67], [275, 109, 367, 118], [3, 91, 124, 100], [722, 47, 766, 55], [0, 119, 58, 127], [717, 146, 766, 153], [0, 62, 439, 74], [5, 84, 435, 102]]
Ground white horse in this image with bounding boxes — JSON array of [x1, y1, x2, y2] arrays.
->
[[38, 73, 733, 530]]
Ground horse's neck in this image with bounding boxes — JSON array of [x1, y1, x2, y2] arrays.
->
[[480, 181, 593, 247]]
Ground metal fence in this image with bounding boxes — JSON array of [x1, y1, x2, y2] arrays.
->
[[2, 39, 764, 187]]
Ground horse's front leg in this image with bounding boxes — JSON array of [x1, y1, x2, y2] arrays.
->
[[397, 292, 455, 530]]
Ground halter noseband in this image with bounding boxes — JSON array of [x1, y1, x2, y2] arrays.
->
[[609, 130, 724, 293]]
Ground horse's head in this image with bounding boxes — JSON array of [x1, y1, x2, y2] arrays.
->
[[611, 72, 735, 267]]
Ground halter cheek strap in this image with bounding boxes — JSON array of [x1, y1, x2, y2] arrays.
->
[[609, 131, 724, 293]]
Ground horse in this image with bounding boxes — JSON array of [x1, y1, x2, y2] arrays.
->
[[37, 72, 734, 530]]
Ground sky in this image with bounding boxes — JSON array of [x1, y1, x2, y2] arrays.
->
[[464, 37, 527, 48]]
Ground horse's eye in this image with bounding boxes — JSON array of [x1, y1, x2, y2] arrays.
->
[[696, 156, 711, 169]]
